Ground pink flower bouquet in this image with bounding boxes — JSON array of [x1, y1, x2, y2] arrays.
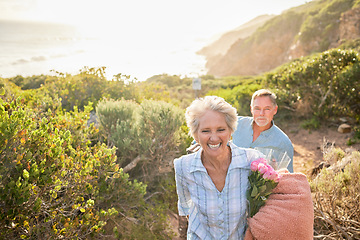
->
[[247, 158, 281, 218], [254, 147, 291, 171]]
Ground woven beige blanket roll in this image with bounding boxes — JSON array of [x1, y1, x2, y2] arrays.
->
[[244, 173, 314, 240]]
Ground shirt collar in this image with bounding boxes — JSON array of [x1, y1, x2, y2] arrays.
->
[[228, 142, 250, 169], [190, 142, 248, 173], [190, 149, 205, 173], [251, 118, 275, 137]]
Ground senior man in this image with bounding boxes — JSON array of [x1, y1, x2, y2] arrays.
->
[[232, 89, 294, 172]]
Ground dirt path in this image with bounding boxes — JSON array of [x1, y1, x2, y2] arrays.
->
[[283, 123, 359, 176]]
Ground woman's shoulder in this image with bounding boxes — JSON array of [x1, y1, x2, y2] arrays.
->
[[174, 152, 197, 170]]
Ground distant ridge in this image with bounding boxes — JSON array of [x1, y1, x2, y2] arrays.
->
[[201, 0, 360, 77], [197, 14, 275, 59]]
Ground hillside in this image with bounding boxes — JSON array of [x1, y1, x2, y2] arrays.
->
[[197, 14, 275, 63], [200, 0, 360, 77]]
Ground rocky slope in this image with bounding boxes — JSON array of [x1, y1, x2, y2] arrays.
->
[[200, 0, 360, 77], [197, 14, 274, 60]]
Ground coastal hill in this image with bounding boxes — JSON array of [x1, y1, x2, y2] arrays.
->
[[197, 14, 275, 69], [199, 0, 360, 77]]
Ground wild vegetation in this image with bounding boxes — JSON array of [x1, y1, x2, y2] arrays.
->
[[205, 0, 360, 77], [311, 146, 360, 239], [1, 44, 359, 239], [1, 0, 360, 238]]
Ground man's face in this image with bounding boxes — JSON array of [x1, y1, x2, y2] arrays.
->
[[251, 96, 278, 128]]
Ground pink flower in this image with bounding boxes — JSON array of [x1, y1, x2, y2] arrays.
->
[[258, 163, 269, 174], [258, 158, 267, 164], [263, 168, 279, 182], [262, 169, 272, 180], [250, 158, 268, 171], [250, 161, 259, 171], [248, 157, 281, 217]]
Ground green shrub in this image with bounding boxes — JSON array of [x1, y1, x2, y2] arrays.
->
[[96, 99, 187, 183], [299, 0, 353, 46], [347, 125, 360, 145], [8, 75, 51, 90], [0, 97, 172, 239], [136, 99, 186, 181], [42, 67, 140, 112], [208, 79, 262, 116], [265, 49, 360, 120], [323, 147, 345, 165], [311, 150, 360, 239], [301, 117, 321, 130], [96, 99, 141, 166], [0, 78, 22, 102]]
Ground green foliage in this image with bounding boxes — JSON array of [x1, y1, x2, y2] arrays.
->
[[43, 67, 139, 111], [50, 67, 108, 111], [252, 10, 304, 45], [311, 150, 360, 239], [105, 73, 140, 102], [298, 0, 353, 49], [208, 78, 262, 116], [338, 38, 360, 52], [265, 48, 360, 119], [323, 147, 346, 166], [0, 97, 173, 239], [347, 125, 360, 145], [96, 99, 141, 166], [146, 74, 191, 88], [353, 0, 360, 8], [136, 81, 171, 102], [96, 99, 187, 183], [300, 117, 321, 130], [0, 78, 22, 102], [8, 75, 51, 90]]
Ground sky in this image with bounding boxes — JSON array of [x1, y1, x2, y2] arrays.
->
[[0, 0, 310, 80], [1, 0, 308, 41]]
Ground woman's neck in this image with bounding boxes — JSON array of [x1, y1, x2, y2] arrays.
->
[[202, 147, 231, 170]]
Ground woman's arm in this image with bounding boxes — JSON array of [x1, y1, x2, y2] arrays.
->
[[174, 158, 191, 216]]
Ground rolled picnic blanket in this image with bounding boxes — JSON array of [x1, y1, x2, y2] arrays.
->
[[244, 173, 314, 240]]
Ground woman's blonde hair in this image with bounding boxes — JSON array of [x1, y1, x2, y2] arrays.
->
[[185, 96, 237, 138]]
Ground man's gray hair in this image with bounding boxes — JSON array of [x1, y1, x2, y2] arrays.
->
[[250, 89, 277, 107]]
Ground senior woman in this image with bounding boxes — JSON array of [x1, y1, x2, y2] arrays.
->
[[174, 96, 264, 239]]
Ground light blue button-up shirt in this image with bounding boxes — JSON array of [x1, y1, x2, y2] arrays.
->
[[232, 116, 294, 172], [174, 143, 263, 240]]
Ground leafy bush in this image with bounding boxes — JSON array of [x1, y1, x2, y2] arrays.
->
[[300, 117, 321, 130], [311, 149, 360, 239], [8, 75, 51, 90], [323, 147, 345, 165], [265, 49, 360, 119], [347, 125, 360, 145], [0, 97, 173, 239], [208, 80, 262, 116], [96, 99, 187, 183], [0, 78, 22, 102], [41, 67, 140, 112], [298, 0, 353, 46], [96, 99, 141, 166], [146, 74, 191, 88]]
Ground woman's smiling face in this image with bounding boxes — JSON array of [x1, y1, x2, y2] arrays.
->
[[194, 110, 232, 158]]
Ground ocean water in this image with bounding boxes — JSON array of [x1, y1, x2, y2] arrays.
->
[[0, 20, 207, 81]]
